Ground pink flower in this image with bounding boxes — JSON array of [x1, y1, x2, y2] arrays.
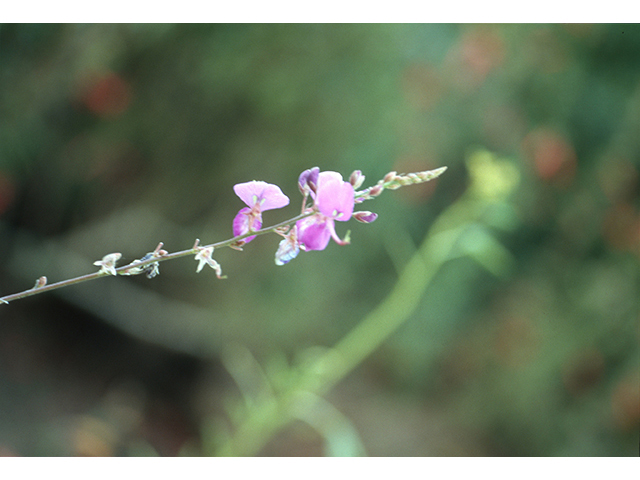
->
[[296, 171, 355, 251], [232, 181, 290, 243]]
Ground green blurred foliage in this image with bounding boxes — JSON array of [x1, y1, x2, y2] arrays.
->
[[0, 24, 638, 456]]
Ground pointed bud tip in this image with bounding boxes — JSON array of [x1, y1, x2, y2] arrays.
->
[[383, 171, 397, 183], [353, 211, 378, 223], [349, 170, 365, 189], [422, 166, 447, 180]]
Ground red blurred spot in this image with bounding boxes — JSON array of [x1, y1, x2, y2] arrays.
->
[[81, 72, 132, 118], [446, 27, 506, 89], [0, 172, 16, 215], [494, 316, 540, 368], [460, 29, 505, 78], [0, 445, 19, 456], [598, 157, 638, 204], [562, 349, 605, 396], [521, 128, 577, 186], [611, 374, 640, 431], [602, 202, 640, 254]]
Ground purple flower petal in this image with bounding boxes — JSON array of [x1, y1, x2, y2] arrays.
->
[[353, 211, 378, 223], [233, 207, 262, 243], [233, 181, 289, 210], [316, 172, 354, 221], [298, 167, 320, 195], [297, 216, 331, 251]]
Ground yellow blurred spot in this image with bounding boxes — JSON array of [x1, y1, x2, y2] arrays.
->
[[73, 415, 118, 457], [466, 149, 520, 200]]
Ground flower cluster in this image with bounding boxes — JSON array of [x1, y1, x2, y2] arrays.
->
[[229, 167, 378, 267], [182, 166, 447, 277], [1, 165, 446, 304], [93, 167, 445, 281], [294, 169, 357, 251]]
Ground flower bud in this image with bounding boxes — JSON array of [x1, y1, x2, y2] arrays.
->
[[93, 253, 122, 276], [349, 170, 365, 189], [383, 171, 397, 183], [353, 211, 378, 223], [298, 167, 320, 195], [368, 184, 384, 197]]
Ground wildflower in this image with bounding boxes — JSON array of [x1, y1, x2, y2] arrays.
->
[[233, 181, 290, 243], [296, 171, 355, 251], [194, 246, 224, 278], [93, 253, 122, 276]]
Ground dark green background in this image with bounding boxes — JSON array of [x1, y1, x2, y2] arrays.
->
[[0, 24, 638, 456]]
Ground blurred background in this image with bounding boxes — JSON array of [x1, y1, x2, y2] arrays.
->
[[0, 24, 638, 456]]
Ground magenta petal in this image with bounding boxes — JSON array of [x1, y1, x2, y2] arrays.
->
[[259, 183, 290, 210], [233, 208, 251, 236], [298, 167, 320, 195], [233, 181, 289, 210], [297, 216, 331, 251], [233, 207, 262, 243], [316, 175, 354, 221], [317, 171, 343, 186], [233, 181, 265, 207]]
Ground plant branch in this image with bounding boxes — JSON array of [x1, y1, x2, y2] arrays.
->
[[1, 167, 447, 305]]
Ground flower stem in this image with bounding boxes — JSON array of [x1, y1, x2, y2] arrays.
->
[[214, 189, 495, 456], [0, 211, 314, 304], [0, 167, 447, 305]]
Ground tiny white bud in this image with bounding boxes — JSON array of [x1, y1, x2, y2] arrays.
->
[[93, 253, 122, 276]]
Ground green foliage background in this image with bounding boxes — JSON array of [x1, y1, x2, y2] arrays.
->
[[0, 24, 638, 456]]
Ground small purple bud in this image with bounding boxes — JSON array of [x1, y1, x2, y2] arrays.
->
[[353, 211, 378, 223], [368, 184, 384, 197], [298, 167, 320, 195], [349, 170, 365, 189]]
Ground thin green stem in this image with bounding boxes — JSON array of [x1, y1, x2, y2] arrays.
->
[[215, 192, 484, 456]]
